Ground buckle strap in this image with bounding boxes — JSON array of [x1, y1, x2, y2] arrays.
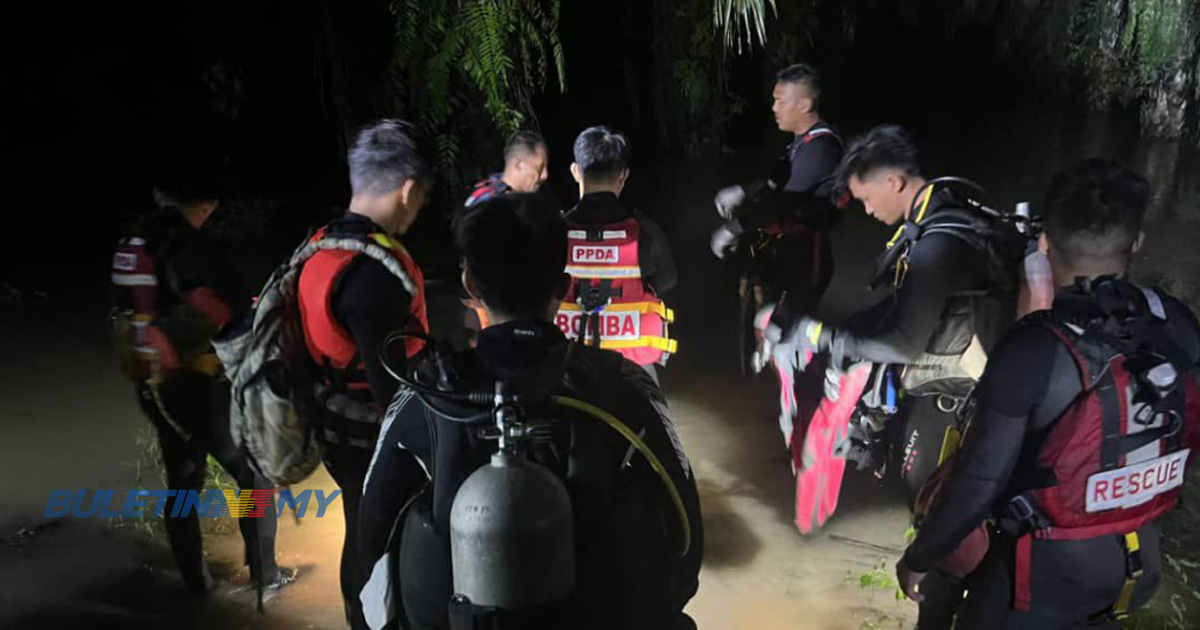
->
[[559, 300, 674, 322], [1004, 495, 1052, 533], [1115, 532, 1143, 616]]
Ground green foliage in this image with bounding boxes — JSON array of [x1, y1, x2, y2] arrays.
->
[[388, 0, 566, 184], [654, 0, 756, 153], [114, 426, 239, 539], [850, 559, 899, 592], [1124, 0, 1185, 81]]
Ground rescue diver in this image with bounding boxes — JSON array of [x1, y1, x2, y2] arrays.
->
[[454, 131, 550, 346], [771, 124, 1022, 489], [897, 159, 1200, 629], [709, 62, 844, 327], [294, 119, 431, 627], [559, 125, 679, 380], [462, 130, 550, 209], [357, 193, 703, 630], [111, 175, 283, 595]]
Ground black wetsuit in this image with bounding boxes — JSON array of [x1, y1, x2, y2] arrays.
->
[[832, 189, 1016, 366], [316, 212, 420, 628], [357, 320, 703, 630], [906, 279, 1200, 628], [124, 210, 279, 593], [566, 192, 678, 296], [733, 121, 843, 327]]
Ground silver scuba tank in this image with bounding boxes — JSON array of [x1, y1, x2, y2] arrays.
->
[[449, 382, 576, 609]]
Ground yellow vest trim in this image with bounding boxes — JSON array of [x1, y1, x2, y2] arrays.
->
[[597, 335, 678, 353], [559, 300, 675, 322]]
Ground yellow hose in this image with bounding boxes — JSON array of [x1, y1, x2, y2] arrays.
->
[[551, 395, 692, 558]]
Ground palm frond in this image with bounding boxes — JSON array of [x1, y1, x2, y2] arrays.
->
[[713, 0, 778, 53]]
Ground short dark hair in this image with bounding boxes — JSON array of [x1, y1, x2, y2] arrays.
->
[[837, 124, 923, 186], [776, 63, 822, 107], [573, 126, 629, 183], [505, 130, 547, 163], [1043, 158, 1149, 267], [457, 193, 567, 319], [348, 119, 429, 196]]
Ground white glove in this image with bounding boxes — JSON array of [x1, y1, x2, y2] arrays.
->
[[710, 224, 740, 260], [714, 185, 747, 220], [824, 364, 841, 402]]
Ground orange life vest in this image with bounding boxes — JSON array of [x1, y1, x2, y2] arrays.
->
[[297, 229, 428, 393]]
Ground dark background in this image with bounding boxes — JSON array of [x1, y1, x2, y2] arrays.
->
[[0, 0, 1194, 292]]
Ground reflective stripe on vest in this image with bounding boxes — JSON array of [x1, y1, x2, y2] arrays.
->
[[558, 218, 678, 365]]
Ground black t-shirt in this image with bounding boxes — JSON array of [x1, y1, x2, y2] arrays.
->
[[325, 212, 417, 408], [565, 192, 679, 296]]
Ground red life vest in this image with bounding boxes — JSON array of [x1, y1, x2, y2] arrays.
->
[[556, 218, 677, 366], [111, 237, 164, 379], [297, 229, 428, 393], [1007, 287, 1200, 612], [110, 232, 230, 378], [1019, 328, 1199, 539]]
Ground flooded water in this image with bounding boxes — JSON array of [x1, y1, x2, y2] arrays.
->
[[1, 97, 1197, 629]]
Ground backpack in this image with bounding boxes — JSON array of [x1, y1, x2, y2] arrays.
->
[[212, 232, 420, 485]]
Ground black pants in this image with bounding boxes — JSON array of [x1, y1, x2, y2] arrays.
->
[[137, 371, 279, 592], [916, 570, 966, 630], [954, 529, 1160, 630], [323, 440, 375, 629], [765, 231, 834, 327]]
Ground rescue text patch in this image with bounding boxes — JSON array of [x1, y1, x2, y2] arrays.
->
[[1085, 449, 1189, 512]]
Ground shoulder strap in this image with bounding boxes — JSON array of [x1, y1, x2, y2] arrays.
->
[[294, 234, 418, 296], [1140, 287, 1167, 320]]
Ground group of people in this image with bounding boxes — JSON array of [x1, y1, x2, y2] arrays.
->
[[109, 59, 1200, 630]]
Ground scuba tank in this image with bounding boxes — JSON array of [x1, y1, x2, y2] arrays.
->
[[379, 330, 693, 628], [449, 381, 575, 610]]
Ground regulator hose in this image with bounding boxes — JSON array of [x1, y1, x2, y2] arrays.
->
[[379, 332, 693, 558], [552, 395, 692, 559]]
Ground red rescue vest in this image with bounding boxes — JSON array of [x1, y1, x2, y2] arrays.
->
[[297, 229, 428, 392], [1007, 291, 1200, 614], [1020, 321, 1200, 541], [556, 218, 677, 366]]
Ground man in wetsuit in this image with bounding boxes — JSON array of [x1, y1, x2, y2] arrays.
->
[[710, 62, 844, 327], [897, 159, 1200, 629], [357, 193, 703, 630], [462, 130, 549, 210], [772, 125, 1020, 476], [452, 131, 550, 345], [112, 176, 283, 596], [295, 119, 431, 627]]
